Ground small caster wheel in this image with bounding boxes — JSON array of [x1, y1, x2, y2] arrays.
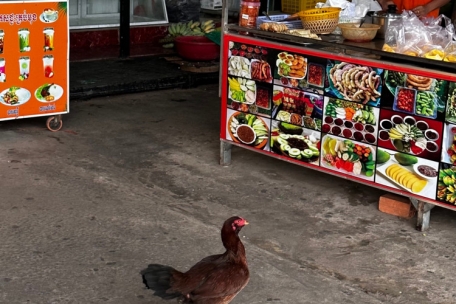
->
[[46, 116, 63, 132]]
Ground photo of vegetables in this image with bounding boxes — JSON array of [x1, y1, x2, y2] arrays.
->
[[385, 71, 447, 118], [322, 97, 379, 145], [441, 123, 456, 164], [226, 109, 270, 150], [326, 61, 383, 106], [377, 108, 443, 162], [228, 77, 256, 104], [321, 135, 376, 181], [437, 164, 456, 205], [272, 85, 323, 131], [445, 82, 456, 123], [375, 147, 438, 199], [270, 120, 320, 165]]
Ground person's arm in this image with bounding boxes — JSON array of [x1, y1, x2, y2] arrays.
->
[[377, 0, 395, 10], [412, 0, 450, 17]]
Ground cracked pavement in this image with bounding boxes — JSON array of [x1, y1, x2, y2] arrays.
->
[[1, 84, 456, 304]]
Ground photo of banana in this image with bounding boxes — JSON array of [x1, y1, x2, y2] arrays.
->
[[385, 163, 427, 193], [159, 20, 217, 48]]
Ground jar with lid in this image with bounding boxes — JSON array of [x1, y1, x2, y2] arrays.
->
[[238, 1, 261, 28]]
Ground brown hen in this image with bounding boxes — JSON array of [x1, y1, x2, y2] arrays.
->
[[142, 216, 249, 304]]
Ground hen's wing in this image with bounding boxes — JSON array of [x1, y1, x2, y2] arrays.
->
[[189, 262, 249, 302], [169, 254, 224, 295]]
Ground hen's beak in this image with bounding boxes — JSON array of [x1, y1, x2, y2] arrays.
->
[[244, 220, 249, 225]]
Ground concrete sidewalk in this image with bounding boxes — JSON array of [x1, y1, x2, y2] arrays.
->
[[1, 85, 456, 303], [69, 56, 219, 100]]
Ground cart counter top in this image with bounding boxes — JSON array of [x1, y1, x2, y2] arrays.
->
[[226, 24, 456, 74]]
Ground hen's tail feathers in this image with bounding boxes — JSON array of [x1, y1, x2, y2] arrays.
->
[[141, 264, 181, 300]]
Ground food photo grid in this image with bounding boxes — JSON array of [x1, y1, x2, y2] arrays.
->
[[272, 86, 323, 131], [224, 39, 456, 205], [227, 42, 273, 118], [272, 51, 326, 94]]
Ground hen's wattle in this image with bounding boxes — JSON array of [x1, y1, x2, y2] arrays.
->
[[142, 216, 249, 304]]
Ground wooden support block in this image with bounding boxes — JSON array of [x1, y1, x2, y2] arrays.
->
[[378, 193, 416, 219]]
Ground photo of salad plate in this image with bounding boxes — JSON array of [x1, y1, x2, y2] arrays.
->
[[0, 87, 31, 106]]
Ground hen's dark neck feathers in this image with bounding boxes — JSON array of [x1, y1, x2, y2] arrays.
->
[[221, 222, 246, 261]]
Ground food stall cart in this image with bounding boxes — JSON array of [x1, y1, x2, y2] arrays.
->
[[0, 0, 69, 132], [218, 2, 456, 230]]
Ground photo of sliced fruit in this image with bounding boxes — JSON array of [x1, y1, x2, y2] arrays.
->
[[228, 77, 256, 104], [320, 135, 376, 181], [388, 122, 426, 155], [384, 163, 427, 193], [375, 147, 438, 199]]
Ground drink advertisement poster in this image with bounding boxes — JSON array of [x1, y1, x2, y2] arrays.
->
[[0, 0, 68, 120]]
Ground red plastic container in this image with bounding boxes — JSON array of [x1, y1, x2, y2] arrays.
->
[[174, 36, 220, 61]]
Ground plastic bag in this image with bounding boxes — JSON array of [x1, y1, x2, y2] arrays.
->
[[444, 39, 456, 62], [165, 0, 200, 23], [388, 10, 452, 60], [382, 18, 403, 53], [421, 14, 453, 60], [397, 11, 430, 56]]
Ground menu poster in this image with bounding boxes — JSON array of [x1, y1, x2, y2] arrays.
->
[[0, 1, 68, 120], [227, 42, 274, 118]]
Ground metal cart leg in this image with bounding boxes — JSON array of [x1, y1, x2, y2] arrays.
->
[[46, 114, 63, 132], [220, 141, 232, 166], [410, 198, 434, 232]]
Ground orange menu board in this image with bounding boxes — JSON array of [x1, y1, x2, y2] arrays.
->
[[0, 0, 68, 120]]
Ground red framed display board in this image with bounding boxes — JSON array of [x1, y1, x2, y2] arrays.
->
[[220, 32, 456, 215]]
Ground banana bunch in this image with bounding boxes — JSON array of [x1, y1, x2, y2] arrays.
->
[[187, 20, 216, 36], [201, 20, 216, 33], [160, 20, 217, 48], [168, 22, 193, 37], [438, 168, 456, 203], [388, 123, 424, 141]]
